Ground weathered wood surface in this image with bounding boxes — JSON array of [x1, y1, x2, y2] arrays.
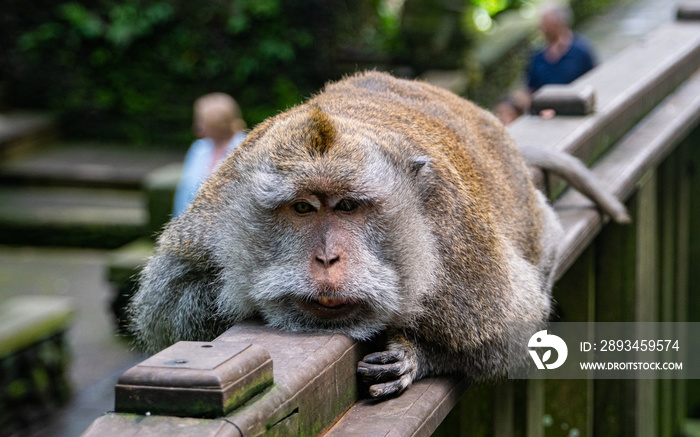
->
[[84, 321, 366, 436], [115, 341, 273, 418], [509, 20, 700, 166], [530, 84, 596, 116], [552, 67, 700, 280]]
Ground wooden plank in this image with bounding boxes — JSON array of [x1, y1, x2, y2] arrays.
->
[[214, 322, 366, 437], [326, 376, 467, 437], [552, 68, 700, 281], [82, 413, 241, 437], [509, 20, 700, 167], [684, 128, 700, 417], [657, 152, 678, 437], [674, 138, 700, 428], [526, 380, 544, 437], [635, 171, 659, 437], [494, 381, 515, 437], [593, 192, 637, 437], [114, 342, 274, 418], [545, 246, 595, 437]]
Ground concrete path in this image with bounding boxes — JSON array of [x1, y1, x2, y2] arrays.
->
[[0, 247, 148, 437]]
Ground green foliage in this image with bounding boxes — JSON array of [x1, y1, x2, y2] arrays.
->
[[570, 0, 621, 24], [1, 0, 335, 146], [1, 0, 624, 146], [471, 0, 523, 17]]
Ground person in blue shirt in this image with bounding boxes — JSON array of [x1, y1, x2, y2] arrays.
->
[[526, 5, 596, 93], [172, 93, 247, 216]]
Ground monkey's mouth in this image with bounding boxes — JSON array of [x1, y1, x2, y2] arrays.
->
[[316, 296, 352, 308], [297, 295, 360, 319]]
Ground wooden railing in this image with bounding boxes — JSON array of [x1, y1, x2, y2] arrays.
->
[[82, 6, 700, 437]]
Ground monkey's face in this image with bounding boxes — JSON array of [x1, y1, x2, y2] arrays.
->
[[212, 121, 438, 341], [263, 188, 403, 339]]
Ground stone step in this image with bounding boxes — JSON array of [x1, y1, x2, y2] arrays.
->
[[0, 186, 147, 248], [0, 142, 183, 190], [0, 112, 59, 160]]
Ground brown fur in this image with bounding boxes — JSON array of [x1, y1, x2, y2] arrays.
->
[[129, 71, 625, 398]]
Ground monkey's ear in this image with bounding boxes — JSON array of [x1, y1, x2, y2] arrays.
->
[[410, 155, 431, 176]]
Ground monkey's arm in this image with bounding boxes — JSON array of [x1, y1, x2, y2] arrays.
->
[[128, 215, 226, 353]]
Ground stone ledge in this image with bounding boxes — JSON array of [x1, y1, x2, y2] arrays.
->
[[0, 112, 58, 160], [0, 296, 75, 358]]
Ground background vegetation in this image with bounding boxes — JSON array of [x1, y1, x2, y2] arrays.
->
[[0, 0, 621, 147]]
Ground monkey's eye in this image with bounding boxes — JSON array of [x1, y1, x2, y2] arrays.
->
[[293, 201, 316, 214], [335, 199, 359, 212]]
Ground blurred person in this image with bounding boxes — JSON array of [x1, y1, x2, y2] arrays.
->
[[493, 91, 528, 126], [526, 4, 596, 93], [173, 93, 247, 216]]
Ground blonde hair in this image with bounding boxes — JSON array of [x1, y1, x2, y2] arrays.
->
[[194, 93, 246, 135]]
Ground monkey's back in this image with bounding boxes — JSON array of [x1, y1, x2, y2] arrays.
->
[[299, 72, 553, 379], [134, 71, 556, 382]]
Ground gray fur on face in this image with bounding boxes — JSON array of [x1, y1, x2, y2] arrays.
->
[[211, 148, 439, 341]]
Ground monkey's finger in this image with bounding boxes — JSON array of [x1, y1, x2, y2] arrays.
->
[[357, 361, 405, 383], [361, 350, 403, 364], [368, 374, 413, 398]]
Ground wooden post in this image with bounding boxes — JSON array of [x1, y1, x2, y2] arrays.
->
[[544, 245, 596, 437], [594, 193, 637, 436], [432, 383, 495, 437], [526, 379, 544, 437], [657, 151, 678, 437], [635, 170, 659, 437], [684, 128, 700, 418]]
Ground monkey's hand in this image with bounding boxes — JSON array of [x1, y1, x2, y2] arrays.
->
[[357, 343, 418, 399]]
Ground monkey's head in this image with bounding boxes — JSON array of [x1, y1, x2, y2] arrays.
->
[[195, 105, 440, 341]]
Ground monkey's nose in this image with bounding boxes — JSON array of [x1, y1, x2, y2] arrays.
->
[[316, 252, 340, 267]]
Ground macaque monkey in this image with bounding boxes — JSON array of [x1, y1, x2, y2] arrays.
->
[[129, 71, 628, 398]]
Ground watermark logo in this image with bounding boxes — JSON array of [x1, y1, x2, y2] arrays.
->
[[528, 330, 568, 370]]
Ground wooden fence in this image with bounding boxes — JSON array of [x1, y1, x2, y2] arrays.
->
[[82, 6, 700, 437]]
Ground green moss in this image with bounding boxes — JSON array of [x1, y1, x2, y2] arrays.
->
[[223, 370, 274, 415]]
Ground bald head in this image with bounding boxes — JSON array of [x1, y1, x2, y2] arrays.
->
[[540, 5, 573, 43]]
